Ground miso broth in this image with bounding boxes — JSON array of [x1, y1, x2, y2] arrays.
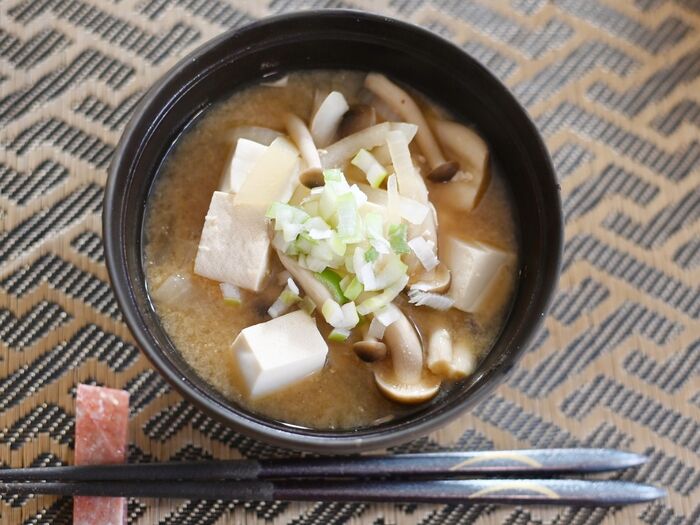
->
[[144, 70, 518, 430]]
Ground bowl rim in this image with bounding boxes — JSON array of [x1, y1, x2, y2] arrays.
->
[[104, 9, 563, 452]]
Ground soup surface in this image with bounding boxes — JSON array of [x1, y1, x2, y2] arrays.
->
[[144, 70, 518, 429]]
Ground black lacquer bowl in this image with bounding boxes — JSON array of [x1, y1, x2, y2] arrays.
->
[[104, 10, 563, 453]]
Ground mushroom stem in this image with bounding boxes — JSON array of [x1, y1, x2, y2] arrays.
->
[[383, 310, 424, 384], [364, 73, 447, 170], [276, 251, 331, 308], [285, 113, 322, 171], [427, 326, 453, 376], [447, 337, 476, 379]]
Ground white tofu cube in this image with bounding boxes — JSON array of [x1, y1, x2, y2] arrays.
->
[[234, 137, 299, 208], [194, 192, 270, 292], [232, 310, 328, 398], [219, 138, 267, 193], [441, 236, 515, 315]]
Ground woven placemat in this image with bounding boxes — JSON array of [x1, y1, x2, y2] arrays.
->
[[1, 0, 698, 523]]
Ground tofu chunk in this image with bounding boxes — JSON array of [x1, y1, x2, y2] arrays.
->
[[232, 310, 328, 398], [441, 236, 515, 315], [194, 192, 270, 292], [234, 137, 300, 208], [219, 138, 267, 193]]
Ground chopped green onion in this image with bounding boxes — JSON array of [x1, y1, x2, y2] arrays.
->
[[352, 148, 388, 188], [266, 202, 309, 225], [315, 268, 346, 303], [220, 283, 242, 306], [323, 169, 343, 182], [336, 192, 357, 237], [341, 301, 360, 329], [300, 296, 316, 315], [357, 274, 409, 315], [322, 299, 345, 327], [364, 246, 379, 262], [339, 274, 352, 291], [341, 276, 363, 301], [328, 328, 351, 342], [388, 223, 410, 254]]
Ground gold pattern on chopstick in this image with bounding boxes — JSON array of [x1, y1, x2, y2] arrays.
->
[[449, 451, 542, 471], [468, 482, 560, 499]]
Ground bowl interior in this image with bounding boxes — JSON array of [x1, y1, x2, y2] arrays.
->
[[106, 11, 561, 452]]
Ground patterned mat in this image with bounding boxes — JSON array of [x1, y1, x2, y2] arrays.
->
[[0, 0, 698, 523]]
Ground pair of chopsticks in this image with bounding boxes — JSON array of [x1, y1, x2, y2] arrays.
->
[[0, 449, 664, 506]]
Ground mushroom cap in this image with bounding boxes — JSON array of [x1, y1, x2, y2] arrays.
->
[[410, 262, 451, 293], [353, 340, 387, 362], [373, 362, 441, 404], [338, 104, 377, 138], [427, 161, 460, 183], [299, 167, 324, 189]]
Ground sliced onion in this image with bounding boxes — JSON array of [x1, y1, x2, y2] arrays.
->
[[320, 122, 419, 169], [311, 91, 349, 148], [408, 236, 439, 271], [408, 289, 454, 310], [386, 130, 428, 204]]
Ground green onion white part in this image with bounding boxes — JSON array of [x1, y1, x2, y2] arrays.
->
[[268, 278, 301, 318], [352, 148, 388, 188], [220, 282, 242, 305]]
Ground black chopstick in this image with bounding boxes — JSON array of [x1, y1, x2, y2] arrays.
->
[[0, 449, 646, 482], [0, 478, 665, 506]]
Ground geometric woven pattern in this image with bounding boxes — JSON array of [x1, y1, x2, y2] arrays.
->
[[0, 1, 698, 523]]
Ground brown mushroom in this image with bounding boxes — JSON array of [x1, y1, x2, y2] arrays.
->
[[285, 113, 322, 173], [445, 338, 476, 379], [364, 73, 449, 173], [427, 160, 460, 183], [276, 251, 331, 308], [427, 326, 452, 376], [373, 361, 441, 404], [353, 339, 387, 362], [338, 104, 377, 138], [410, 262, 451, 293], [430, 119, 490, 210], [299, 167, 324, 189]]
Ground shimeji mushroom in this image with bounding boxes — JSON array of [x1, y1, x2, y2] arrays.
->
[[320, 122, 417, 169], [285, 113, 322, 170], [277, 251, 330, 308], [353, 338, 387, 362], [373, 309, 441, 403], [430, 119, 490, 210], [426, 326, 476, 379], [364, 73, 457, 180], [338, 104, 377, 138], [280, 250, 438, 403], [409, 262, 451, 294]]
